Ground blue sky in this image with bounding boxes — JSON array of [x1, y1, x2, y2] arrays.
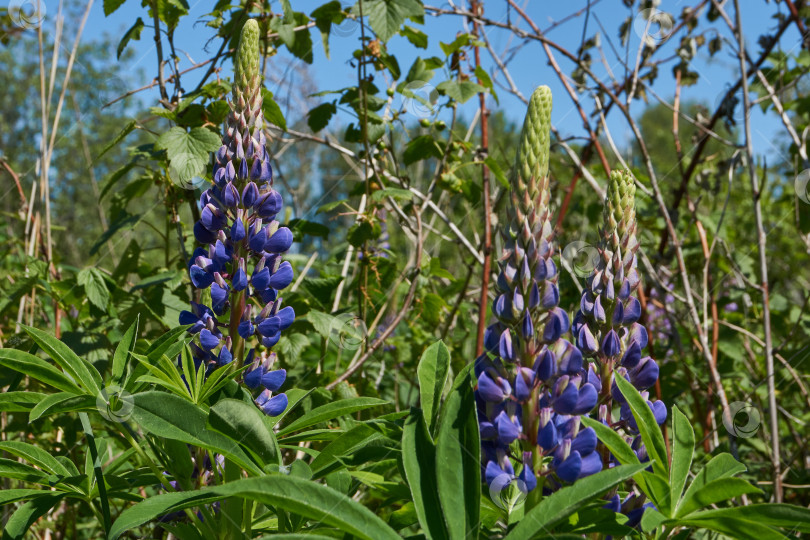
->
[[68, 0, 805, 164]]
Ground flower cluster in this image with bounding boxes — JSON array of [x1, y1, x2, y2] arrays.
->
[[474, 87, 602, 496], [474, 86, 667, 519], [179, 19, 293, 416]]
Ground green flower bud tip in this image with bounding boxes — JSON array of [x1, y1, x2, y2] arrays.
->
[[234, 19, 261, 96], [516, 85, 552, 191]]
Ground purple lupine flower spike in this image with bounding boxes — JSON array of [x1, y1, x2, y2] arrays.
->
[[179, 19, 294, 418]]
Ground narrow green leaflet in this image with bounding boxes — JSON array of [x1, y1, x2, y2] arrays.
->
[[2, 494, 66, 540], [308, 423, 385, 478], [130, 392, 262, 475], [669, 406, 695, 510], [402, 408, 449, 540], [682, 504, 810, 534], [28, 393, 97, 422], [503, 463, 648, 539], [0, 348, 82, 394], [435, 364, 480, 540], [112, 316, 139, 385], [0, 441, 72, 477], [416, 340, 449, 434], [614, 375, 668, 477], [277, 397, 389, 435], [108, 476, 401, 540], [674, 478, 762, 518], [678, 452, 746, 513], [0, 391, 47, 412], [23, 325, 102, 395]]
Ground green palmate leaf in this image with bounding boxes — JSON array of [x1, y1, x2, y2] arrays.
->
[[78, 267, 110, 310], [404, 134, 443, 165], [130, 392, 262, 475], [22, 325, 102, 395], [614, 375, 668, 477], [436, 80, 486, 104], [0, 349, 81, 393], [307, 102, 337, 132], [154, 126, 220, 184], [208, 399, 280, 469], [669, 406, 695, 512], [277, 397, 389, 435], [112, 316, 139, 385], [503, 463, 648, 539], [117, 17, 144, 59], [363, 0, 424, 42], [402, 408, 449, 540], [674, 478, 762, 518], [2, 494, 66, 540], [108, 476, 401, 540], [435, 364, 479, 540], [28, 393, 97, 422], [309, 423, 384, 477], [0, 391, 47, 412], [416, 340, 449, 435], [0, 442, 72, 477]]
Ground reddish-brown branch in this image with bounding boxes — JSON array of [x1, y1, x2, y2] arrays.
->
[[472, 0, 491, 356]]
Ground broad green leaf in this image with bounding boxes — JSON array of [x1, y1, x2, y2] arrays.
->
[[154, 127, 220, 185], [0, 391, 47, 412], [262, 88, 287, 131], [580, 416, 647, 493], [78, 267, 111, 310], [0, 442, 72, 477], [503, 463, 648, 540], [435, 364, 479, 540], [117, 17, 144, 59], [112, 316, 139, 385], [307, 102, 337, 132], [103, 0, 126, 16], [277, 397, 389, 435], [675, 478, 762, 517], [416, 340, 449, 435], [679, 452, 746, 512], [28, 393, 97, 422], [670, 406, 694, 512], [436, 80, 486, 104], [614, 375, 668, 477], [0, 348, 82, 394], [2, 494, 65, 540], [640, 508, 668, 533], [404, 134, 443, 165], [109, 476, 401, 540], [208, 399, 280, 469], [23, 325, 102, 394], [130, 392, 261, 475], [401, 24, 428, 48], [402, 408, 449, 540], [363, 0, 424, 42]]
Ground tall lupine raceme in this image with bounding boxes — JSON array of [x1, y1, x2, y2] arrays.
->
[[180, 19, 294, 417], [571, 169, 667, 460], [475, 86, 602, 499]]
